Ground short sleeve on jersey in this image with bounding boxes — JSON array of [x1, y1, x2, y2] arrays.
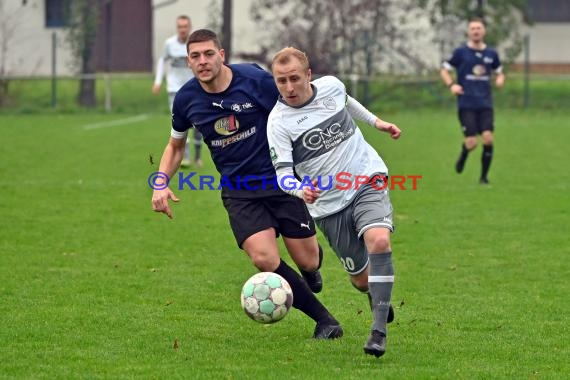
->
[[267, 117, 294, 170], [171, 91, 190, 139], [444, 48, 462, 69], [491, 51, 502, 71], [249, 64, 280, 112]]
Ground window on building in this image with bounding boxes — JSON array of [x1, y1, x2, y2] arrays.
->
[[45, 0, 71, 28], [528, 0, 570, 23]]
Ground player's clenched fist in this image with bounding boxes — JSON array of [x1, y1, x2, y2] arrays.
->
[[152, 188, 180, 219], [375, 119, 402, 140], [302, 180, 321, 204]]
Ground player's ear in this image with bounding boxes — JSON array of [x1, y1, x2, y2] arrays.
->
[[219, 48, 225, 62], [307, 68, 312, 83]]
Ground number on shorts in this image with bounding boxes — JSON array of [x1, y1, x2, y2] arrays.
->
[[340, 257, 355, 271]]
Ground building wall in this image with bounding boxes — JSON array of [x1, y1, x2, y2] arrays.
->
[[151, 0, 256, 67], [93, 0, 153, 72], [0, 0, 75, 77], [516, 23, 570, 67], [2, 0, 569, 77], [1, 0, 153, 76]]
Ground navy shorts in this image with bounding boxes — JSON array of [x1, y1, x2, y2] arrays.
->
[[221, 187, 316, 248], [458, 108, 494, 137]]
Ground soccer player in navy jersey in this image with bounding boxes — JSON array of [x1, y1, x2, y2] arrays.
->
[[441, 17, 505, 184], [151, 29, 342, 339]]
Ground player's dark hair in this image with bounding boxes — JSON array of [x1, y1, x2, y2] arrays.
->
[[186, 29, 221, 52], [177, 15, 191, 23], [468, 16, 486, 26]]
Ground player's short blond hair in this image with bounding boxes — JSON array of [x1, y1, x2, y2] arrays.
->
[[271, 47, 310, 72]]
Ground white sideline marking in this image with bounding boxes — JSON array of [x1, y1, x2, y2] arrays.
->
[[82, 114, 149, 130]]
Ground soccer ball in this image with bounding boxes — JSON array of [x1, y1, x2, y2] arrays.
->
[[241, 272, 293, 324]]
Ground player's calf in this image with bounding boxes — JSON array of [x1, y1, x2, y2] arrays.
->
[[350, 269, 394, 323], [287, 240, 323, 293]]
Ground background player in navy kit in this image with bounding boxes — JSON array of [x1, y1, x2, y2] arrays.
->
[[267, 47, 401, 358], [440, 17, 505, 184], [151, 30, 342, 339], [152, 15, 202, 168]]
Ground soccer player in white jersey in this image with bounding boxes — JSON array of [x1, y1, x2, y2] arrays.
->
[[152, 15, 202, 167], [267, 47, 402, 358]]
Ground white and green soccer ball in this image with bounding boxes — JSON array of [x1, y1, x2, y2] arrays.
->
[[241, 272, 293, 324]]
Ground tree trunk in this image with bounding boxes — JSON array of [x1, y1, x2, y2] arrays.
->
[[77, 0, 97, 107], [477, 0, 484, 18], [221, 0, 232, 62], [78, 52, 96, 107], [0, 79, 9, 107], [78, 77, 96, 107]]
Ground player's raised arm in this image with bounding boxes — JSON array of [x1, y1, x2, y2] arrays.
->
[[441, 49, 464, 95], [151, 136, 185, 219], [346, 95, 401, 139], [493, 58, 505, 89], [152, 43, 168, 94], [495, 72, 505, 88]]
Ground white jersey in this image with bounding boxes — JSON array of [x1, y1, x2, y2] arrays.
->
[[267, 76, 388, 219], [154, 35, 194, 93]]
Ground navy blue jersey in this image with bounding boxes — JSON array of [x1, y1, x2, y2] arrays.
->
[[444, 44, 502, 109], [172, 63, 279, 185]]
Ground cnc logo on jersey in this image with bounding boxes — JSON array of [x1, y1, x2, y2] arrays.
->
[[483, 56, 494, 64], [214, 115, 240, 135], [472, 64, 487, 76], [231, 102, 255, 113], [323, 96, 337, 110], [302, 122, 354, 151]]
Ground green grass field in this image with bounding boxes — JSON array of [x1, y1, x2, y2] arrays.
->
[[0, 107, 568, 379]]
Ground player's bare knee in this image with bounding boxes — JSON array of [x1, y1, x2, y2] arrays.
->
[[364, 232, 391, 254], [286, 246, 319, 272], [482, 132, 493, 145], [351, 276, 369, 292], [295, 254, 319, 272], [465, 137, 478, 150], [304, 255, 320, 272], [249, 251, 280, 272]]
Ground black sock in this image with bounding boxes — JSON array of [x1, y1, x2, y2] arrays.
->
[[481, 144, 493, 179], [194, 142, 202, 162], [274, 259, 334, 323], [456, 143, 470, 173], [460, 143, 469, 162]]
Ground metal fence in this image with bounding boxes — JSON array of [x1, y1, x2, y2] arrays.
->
[[1, 72, 569, 114]]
